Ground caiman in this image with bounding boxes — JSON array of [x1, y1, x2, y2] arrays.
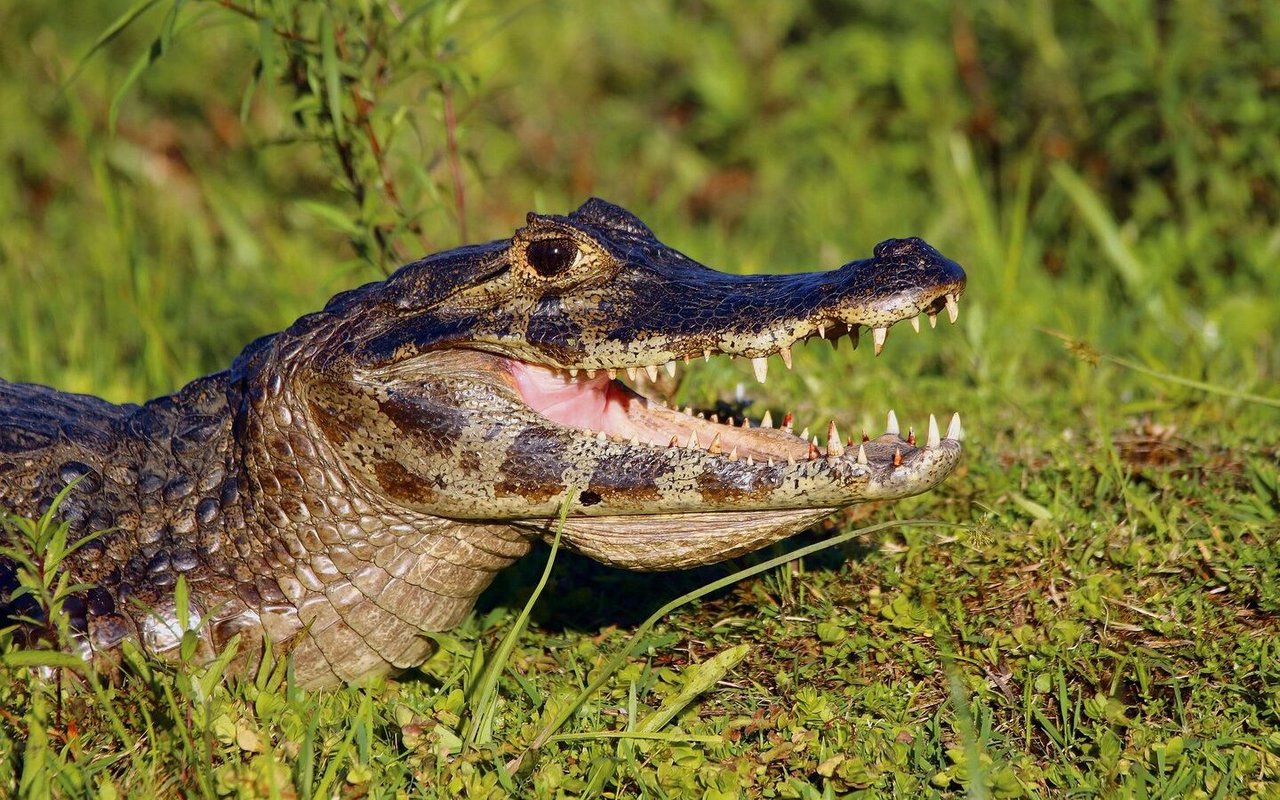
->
[[0, 199, 966, 688]]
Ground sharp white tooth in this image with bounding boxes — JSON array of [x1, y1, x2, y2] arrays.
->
[[886, 410, 900, 436], [947, 412, 963, 441], [710, 414, 720, 424], [627, 367, 639, 381], [779, 346, 793, 370], [665, 360, 677, 378], [817, 323, 826, 339], [645, 364, 660, 382], [746, 454, 754, 465], [768, 458, 775, 467], [683, 406, 693, 415], [928, 312, 938, 329], [728, 446, 738, 461], [799, 426, 810, 440], [589, 369, 600, 378], [826, 421, 843, 458], [761, 410, 773, 428], [608, 368, 618, 379], [708, 434, 722, 454], [687, 432, 699, 449], [704, 349, 712, 362], [630, 435, 640, 446], [752, 356, 769, 383], [945, 294, 959, 324], [569, 368, 579, 377], [927, 414, 940, 448], [872, 326, 888, 355], [910, 315, 920, 333], [857, 444, 868, 465], [597, 431, 607, 443]]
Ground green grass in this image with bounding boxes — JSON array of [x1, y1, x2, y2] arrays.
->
[[2, 0, 1279, 796]]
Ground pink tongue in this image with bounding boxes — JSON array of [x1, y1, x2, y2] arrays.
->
[[509, 362, 633, 432]]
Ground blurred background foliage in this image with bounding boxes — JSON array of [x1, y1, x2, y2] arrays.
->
[[0, 0, 1275, 416]]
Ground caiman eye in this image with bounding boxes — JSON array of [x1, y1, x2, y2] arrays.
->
[[526, 238, 578, 277]]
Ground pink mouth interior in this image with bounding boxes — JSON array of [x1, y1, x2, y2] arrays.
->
[[509, 361, 637, 433]]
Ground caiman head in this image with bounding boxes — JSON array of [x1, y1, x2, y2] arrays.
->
[[241, 199, 966, 570]]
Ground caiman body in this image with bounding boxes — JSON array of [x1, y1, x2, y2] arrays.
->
[[0, 200, 966, 687]]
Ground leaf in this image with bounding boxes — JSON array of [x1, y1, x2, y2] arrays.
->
[[64, 0, 165, 89], [1, 649, 86, 670], [636, 644, 749, 734]]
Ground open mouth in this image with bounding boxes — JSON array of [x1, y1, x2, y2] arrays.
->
[[505, 290, 964, 473]]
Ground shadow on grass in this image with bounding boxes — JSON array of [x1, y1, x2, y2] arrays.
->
[[474, 529, 878, 633]]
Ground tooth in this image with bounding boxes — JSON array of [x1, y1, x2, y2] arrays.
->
[[826, 421, 843, 458], [927, 414, 940, 448], [696, 412, 706, 420], [597, 431, 607, 443], [665, 361, 677, 378], [645, 364, 660, 382], [684, 354, 691, 364], [746, 454, 754, 465], [817, 323, 826, 339], [728, 446, 738, 461], [626, 367, 639, 381], [704, 350, 712, 362], [630, 435, 640, 446], [687, 432, 700, 449], [761, 410, 773, 429], [668, 435, 679, 448], [907, 427, 916, 446], [769, 458, 776, 467], [787, 456, 795, 467], [800, 426, 810, 440], [708, 434, 722, 454], [945, 294, 959, 323], [569, 368, 579, 377], [608, 368, 618, 380], [710, 414, 720, 424], [782, 412, 794, 434], [857, 444, 868, 465], [586, 369, 597, 378], [910, 316, 920, 333], [779, 346, 793, 370], [872, 326, 888, 355], [683, 406, 693, 416], [947, 412, 963, 440], [886, 410, 899, 436], [893, 447, 903, 467], [752, 357, 769, 383], [808, 440, 820, 460], [928, 312, 938, 329]]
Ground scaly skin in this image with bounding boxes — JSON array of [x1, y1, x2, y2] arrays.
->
[[0, 199, 967, 687]]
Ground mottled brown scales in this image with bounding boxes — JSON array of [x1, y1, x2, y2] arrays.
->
[[1, 199, 967, 687]]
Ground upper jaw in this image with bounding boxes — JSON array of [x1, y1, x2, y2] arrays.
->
[[481, 235, 966, 373]]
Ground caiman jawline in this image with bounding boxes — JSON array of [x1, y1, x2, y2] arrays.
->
[[505, 298, 965, 475]]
